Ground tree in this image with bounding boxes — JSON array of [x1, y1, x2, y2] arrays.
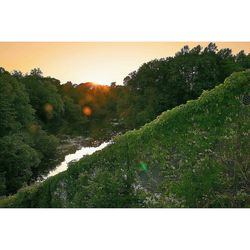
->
[[236, 50, 250, 69], [190, 45, 202, 54], [21, 76, 64, 124], [117, 43, 247, 129], [0, 67, 6, 74], [0, 70, 59, 195], [110, 82, 116, 88], [30, 68, 43, 77], [204, 42, 218, 53], [0, 135, 40, 194], [0, 71, 35, 136], [12, 70, 23, 79]]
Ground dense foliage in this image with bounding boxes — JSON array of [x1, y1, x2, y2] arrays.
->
[[0, 66, 123, 196], [119, 43, 250, 128], [0, 69, 58, 195], [58, 81, 123, 137], [1, 70, 249, 207], [1, 43, 250, 203]]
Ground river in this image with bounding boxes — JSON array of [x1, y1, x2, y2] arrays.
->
[[43, 140, 111, 180]]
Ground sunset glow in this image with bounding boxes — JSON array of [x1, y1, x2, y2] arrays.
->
[[1, 42, 250, 85]]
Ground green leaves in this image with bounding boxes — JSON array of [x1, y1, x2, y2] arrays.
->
[[0, 135, 41, 195], [1, 51, 250, 207], [0, 71, 60, 196]]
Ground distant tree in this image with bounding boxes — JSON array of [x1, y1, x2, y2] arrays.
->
[[204, 42, 218, 53], [175, 45, 190, 56], [236, 50, 250, 68], [123, 71, 136, 86], [30, 68, 43, 77], [12, 70, 23, 78], [218, 48, 233, 59], [181, 45, 190, 55], [236, 50, 246, 61], [190, 45, 202, 54], [0, 67, 6, 74], [110, 82, 116, 88]]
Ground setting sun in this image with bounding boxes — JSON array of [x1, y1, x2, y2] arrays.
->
[[1, 42, 250, 85]]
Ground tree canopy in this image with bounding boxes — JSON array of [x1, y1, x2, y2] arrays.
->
[[1, 43, 250, 197]]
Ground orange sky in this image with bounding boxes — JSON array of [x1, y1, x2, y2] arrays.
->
[[0, 42, 250, 85]]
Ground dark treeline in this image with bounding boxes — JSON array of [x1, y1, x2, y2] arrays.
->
[[120, 43, 250, 128], [1, 42, 250, 197]]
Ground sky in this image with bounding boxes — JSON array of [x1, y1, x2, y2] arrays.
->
[[0, 42, 250, 85]]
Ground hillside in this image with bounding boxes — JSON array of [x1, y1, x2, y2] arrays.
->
[[1, 70, 249, 208]]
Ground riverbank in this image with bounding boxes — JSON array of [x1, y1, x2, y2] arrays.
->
[[38, 126, 125, 181], [44, 141, 111, 179]]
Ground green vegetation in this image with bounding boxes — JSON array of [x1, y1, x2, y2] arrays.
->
[[1, 70, 249, 207], [0, 68, 120, 196], [0, 69, 59, 195], [1, 43, 250, 206], [119, 43, 250, 128]]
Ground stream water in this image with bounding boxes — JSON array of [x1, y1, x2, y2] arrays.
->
[[43, 140, 111, 180]]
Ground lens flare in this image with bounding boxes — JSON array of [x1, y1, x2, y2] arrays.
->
[[44, 103, 53, 119], [44, 103, 53, 113], [82, 106, 92, 116], [29, 124, 39, 134], [139, 162, 148, 172]]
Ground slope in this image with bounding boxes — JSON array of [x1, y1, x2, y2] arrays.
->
[[1, 70, 249, 208]]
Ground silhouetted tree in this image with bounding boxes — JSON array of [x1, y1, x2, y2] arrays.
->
[[30, 68, 43, 77]]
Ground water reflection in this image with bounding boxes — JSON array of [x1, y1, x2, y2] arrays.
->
[[44, 141, 110, 180]]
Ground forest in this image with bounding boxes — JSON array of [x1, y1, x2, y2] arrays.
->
[[0, 43, 250, 207]]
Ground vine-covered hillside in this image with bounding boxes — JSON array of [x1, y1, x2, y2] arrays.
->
[[1, 70, 249, 208]]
